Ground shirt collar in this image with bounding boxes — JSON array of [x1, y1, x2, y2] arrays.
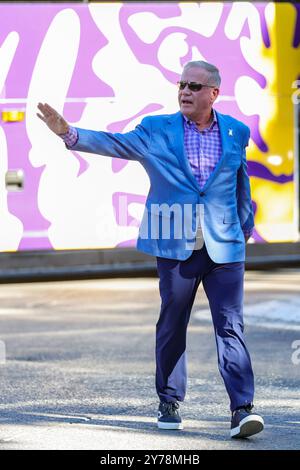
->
[[183, 108, 217, 130]]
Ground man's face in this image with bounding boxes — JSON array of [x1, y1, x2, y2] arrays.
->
[[178, 66, 219, 121]]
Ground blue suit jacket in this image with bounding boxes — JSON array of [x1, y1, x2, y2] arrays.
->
[[68, 110, 254, 263]]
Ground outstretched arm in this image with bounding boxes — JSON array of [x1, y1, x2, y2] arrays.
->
[[36, 102, 151, 161]]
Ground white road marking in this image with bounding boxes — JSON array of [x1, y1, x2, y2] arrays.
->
[[194, 297, 300, 330]]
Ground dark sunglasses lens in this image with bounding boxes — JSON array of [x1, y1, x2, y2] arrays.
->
[[178, 81, 203, 91], [189, 83, 202, 91], [178, 81, 187, 90]]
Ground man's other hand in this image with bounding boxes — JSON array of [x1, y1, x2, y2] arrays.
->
[[36, 102, 69, 135]]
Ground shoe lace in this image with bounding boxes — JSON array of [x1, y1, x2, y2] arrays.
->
[[162, 402, 179, 415], [244, 404, 254, 413], [233, 403, 253, 416]]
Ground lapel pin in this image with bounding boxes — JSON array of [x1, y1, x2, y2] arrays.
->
[[228, 128, 233, 136]]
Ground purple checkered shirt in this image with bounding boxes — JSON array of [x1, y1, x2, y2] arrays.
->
[[59, 126, 78, 147], [183, 108, 221, 189], [60, 113, 253, 240]]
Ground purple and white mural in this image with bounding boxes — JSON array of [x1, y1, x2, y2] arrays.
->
[[0, 2, 299, 251]]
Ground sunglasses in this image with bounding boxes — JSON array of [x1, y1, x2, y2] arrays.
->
[[177, 81, 216, 92]]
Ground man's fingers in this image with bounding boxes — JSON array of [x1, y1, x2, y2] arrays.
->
[[44, 103, 58, 116], [36, 113, 46, 122], [37, 102, 47, 113], [37, 103, 50, 118], [44, 103, 54, 110], [36, 102, 65, 135], [37, 102, 57, 119]]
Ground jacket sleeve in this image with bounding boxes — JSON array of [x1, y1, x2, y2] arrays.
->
[[65, 116, 152, 162], [237, 126, 255, 235]]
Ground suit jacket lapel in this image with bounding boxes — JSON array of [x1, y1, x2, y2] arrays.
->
[[201, 111, 235, 192]]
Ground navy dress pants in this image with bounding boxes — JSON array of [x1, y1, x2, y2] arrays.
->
[[155, 244, 254, 412]]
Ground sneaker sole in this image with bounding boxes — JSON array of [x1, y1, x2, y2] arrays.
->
[[157, 421, 183, 430], [231, 415, 264, 438]]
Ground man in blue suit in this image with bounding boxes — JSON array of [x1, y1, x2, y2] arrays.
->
[[37, 60, 264, 438]]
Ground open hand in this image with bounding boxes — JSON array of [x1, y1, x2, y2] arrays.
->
[[36, 102, 69, 135]]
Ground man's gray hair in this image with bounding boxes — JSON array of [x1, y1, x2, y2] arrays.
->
[[183, 60, 221, 87]]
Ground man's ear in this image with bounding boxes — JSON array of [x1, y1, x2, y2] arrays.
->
[[211, 87, 219, 103]]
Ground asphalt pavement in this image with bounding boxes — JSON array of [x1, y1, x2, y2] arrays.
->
[[0, 269, 299, 450]]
